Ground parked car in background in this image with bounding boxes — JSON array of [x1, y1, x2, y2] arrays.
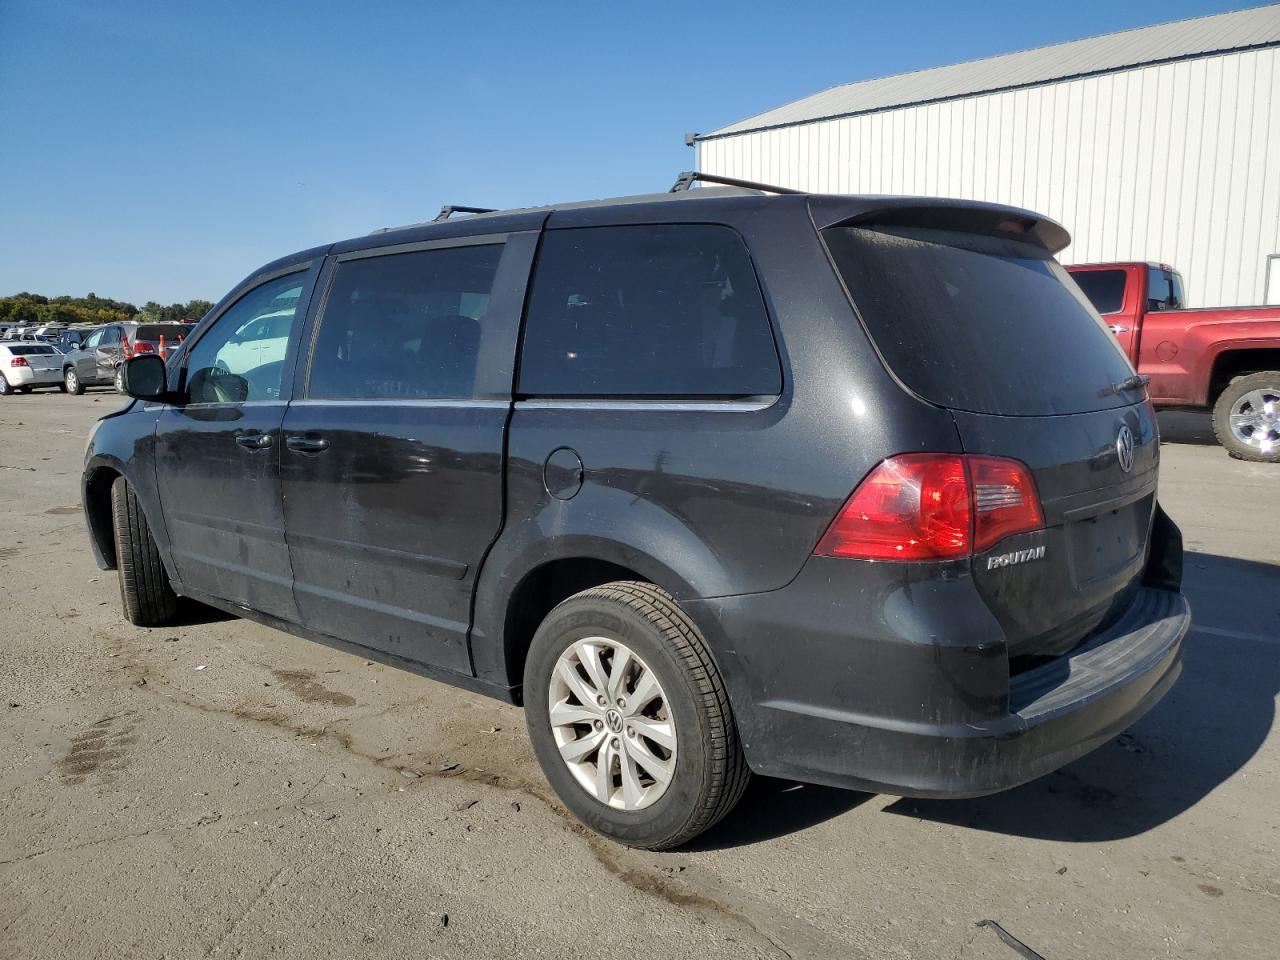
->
[[0, 342, 65, 395], [62, 321, 195, 394], [87, 184, 1190, 849], [1067, 262, 1280, 461]]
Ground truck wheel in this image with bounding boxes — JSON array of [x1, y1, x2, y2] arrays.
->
[[523, 581, 749, 850], [1212, 372, 1280, 462], [64, 367, 84, 395], [110, 476, 179, 626]]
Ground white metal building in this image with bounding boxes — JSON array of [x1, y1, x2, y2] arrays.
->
[[692, 5, 1280, 307]]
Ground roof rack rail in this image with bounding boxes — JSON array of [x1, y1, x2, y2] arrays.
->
[[432, 204, 498, 222], [669, 171, 803, 195]]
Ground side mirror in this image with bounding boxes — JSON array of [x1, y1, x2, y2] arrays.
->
[[121, 354, 170, 402]]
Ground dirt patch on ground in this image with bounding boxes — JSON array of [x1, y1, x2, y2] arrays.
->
[[270, 669, 358, 708]]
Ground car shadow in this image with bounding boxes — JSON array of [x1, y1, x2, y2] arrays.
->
[[683, 776, 874, 851], [883, 552, 1278, 841], [1157, 410, 1217, 446], [169, 598, 237, 626]]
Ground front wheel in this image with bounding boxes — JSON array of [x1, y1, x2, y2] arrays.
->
[[110, 476, 179, 626], [0, 375, 10, 397], [64, 367, 84, 395], [523, 581, 749, 850], [1212, 372, 1280, 462]]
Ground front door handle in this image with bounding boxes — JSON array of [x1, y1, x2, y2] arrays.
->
[[1107, 324, 1130, 334], [286, 435, 330, 454], [235, 432, 273, 450]]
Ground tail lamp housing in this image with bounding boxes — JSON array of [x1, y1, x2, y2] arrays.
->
[[814, 453, 1044, 562]]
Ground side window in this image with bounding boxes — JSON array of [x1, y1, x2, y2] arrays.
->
[[183, 273, 306, 404], [307, 244, 503, 400], [101, 326, 122, 346], [84, 329, 104, 350], [1070, 269, 1128, 315], [1147, 267, 1184, 311], [518, 225, 781, 397]]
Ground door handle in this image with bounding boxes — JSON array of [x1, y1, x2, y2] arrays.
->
[[235, 432, 273, 450], [286, 435, 330, 454], [1107, 324, 1130, 334]]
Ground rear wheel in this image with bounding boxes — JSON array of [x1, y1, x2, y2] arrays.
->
[[110, 476, 179, 626], [1212, 372, 1280, 462], [523, 581, 749, 850], [114, 365, 125, 394], [64, 367, 84, 395]]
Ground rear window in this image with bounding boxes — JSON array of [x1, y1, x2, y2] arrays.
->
[[6, 345, 57, 356], [1070, 269, 1127, 314], [824, 226, 1136, 416], [135, 324, 195, 342], [518, 225, 781, 398]]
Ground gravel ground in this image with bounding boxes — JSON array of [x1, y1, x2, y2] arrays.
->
[[1, 392, 1276, 960]]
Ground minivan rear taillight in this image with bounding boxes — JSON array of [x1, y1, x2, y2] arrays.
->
[[814, 453, 1043, 561]]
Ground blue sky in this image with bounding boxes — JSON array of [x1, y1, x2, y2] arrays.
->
[[0, 0, 1254, 305]]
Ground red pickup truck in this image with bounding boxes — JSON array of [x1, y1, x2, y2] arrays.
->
[[1066, 262, 1280, 462]]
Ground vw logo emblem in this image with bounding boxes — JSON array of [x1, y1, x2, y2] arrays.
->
[[605, 708, 624, 734], [1116, 425, 1135, 473]]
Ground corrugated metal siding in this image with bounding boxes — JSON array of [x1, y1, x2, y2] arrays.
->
[[704, 4, 1280, 138], [699, 48, 1280, 308]]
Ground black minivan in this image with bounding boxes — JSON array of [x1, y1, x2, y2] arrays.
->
[[84, 183, 1190, 849]]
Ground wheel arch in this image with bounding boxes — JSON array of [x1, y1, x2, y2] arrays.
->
[[1207, 347, 1280, 405]]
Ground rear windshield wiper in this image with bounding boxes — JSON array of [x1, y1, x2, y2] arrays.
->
[[1113, 374, 1150, 393]]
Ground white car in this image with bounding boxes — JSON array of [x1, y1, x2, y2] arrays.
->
[[0, 342, 65, 395], [212, 307, 293, 374]]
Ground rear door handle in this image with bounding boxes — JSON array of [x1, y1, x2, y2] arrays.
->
[[235, 432, 273, 450], [286, 435, 330, 454], [1107, 324, 1130, 334]]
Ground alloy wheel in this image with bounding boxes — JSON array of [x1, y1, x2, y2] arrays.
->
[[1229, 387, 1280, 456], [548, 637, 677, 811]]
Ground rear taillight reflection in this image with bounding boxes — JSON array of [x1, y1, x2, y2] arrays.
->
[[814, 453, 1043, 562]]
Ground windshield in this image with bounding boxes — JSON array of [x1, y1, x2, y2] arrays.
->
[[824, 225, 1138, 416]]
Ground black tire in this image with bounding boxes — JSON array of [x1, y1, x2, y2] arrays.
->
[[1211, 371, 1280, 462], [524, 581, 750, 850], [17, 386, 31, 394], [114, 365, 125, 394], [110, 476, 179, 626], [0, 375, 10, 396], [64, 367, 84, 395]]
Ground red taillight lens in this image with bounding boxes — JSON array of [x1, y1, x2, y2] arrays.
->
[[10, 356, 30, 368], [815, 454, 972, 560], [814, 453, 1043, 562], [969, 456, 1044, 552], [134, 341, 155, 353]]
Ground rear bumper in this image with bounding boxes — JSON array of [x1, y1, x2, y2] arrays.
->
[[688, 570, 1189, 798], [5, 367, 61, 386]]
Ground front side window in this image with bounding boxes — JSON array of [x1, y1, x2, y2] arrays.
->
[[183, 274, 306, 404], [518, 225, 780, 398], [1070, 269, 1128, 315], [83, 329, 104, 350], [307, 244, 503, 400]]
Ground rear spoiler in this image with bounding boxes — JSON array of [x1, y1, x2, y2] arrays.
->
[[809, 196, 1071, 254]]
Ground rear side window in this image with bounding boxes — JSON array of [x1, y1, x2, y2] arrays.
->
[[1070, 269, 1127, 314], [824, 226, 1136, 416], [518, 225, 780, 398], [1147, 267, 1184, 311], [308, 245, 503, 400]]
